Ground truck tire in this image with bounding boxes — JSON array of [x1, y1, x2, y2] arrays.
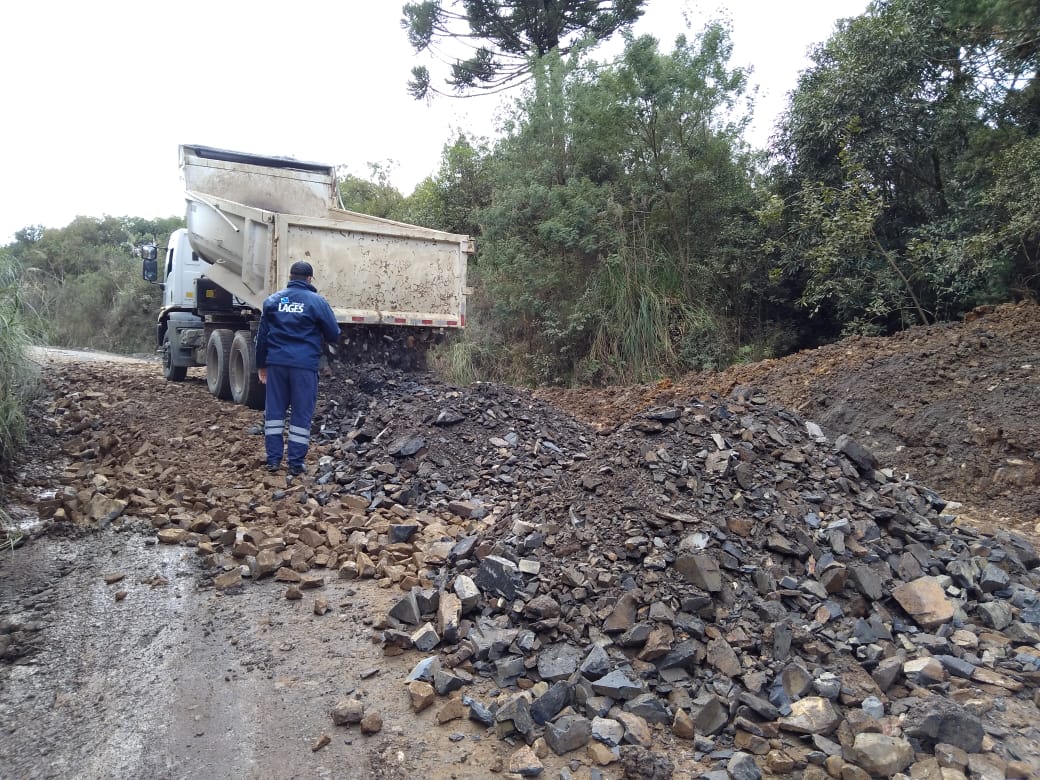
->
[[161, 332, 187, 382], [229, 330, 265, 410], [205, 329, 235, 400]]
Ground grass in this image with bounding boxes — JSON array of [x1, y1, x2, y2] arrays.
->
[[0, 253, 40, 474]]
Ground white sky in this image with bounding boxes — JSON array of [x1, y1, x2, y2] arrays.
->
[[0, 0, 867, 244]]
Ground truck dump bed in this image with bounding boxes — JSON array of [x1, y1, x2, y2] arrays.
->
[[181, 144, 471, 328]]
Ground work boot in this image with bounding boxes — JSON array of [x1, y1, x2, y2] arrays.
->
[[265, 462, 281, 473], [288, 464, 305, 477]]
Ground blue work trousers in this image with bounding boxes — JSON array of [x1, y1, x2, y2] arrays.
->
[[264, 364, 318, 468]]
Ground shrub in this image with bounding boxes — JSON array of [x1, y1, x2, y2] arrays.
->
[[0, 250, 39, 471]]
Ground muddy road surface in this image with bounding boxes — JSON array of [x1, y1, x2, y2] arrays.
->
[[1, 353, 603, 780]]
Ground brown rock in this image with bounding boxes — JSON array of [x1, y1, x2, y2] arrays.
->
[[298, 527, 325, 548], [508, 745, 543, 776], [436, 696, 467, 724], [359, 712, 383, 735], [779, 697, 841, 736], [86, 494, 127, 523], [612, 711, 653, 748], [674, 553, 723, 592], [765, 750, 795, 773], [408, 681, 436, 712], [840, 763, 871, 780], [331, 699, 364, 726], [706, 637, 742, 677], [588, 741, 619, 766], [255, 550, 281, 576], [734, 729, 771, 755], [311, 733, 330, 752], [157, 528, 187, 544], [214, 570, 242, 590], [892, 577, 955, 630], [603, 592, 639, 633], [672, 708, 695, 739], [232, 540, 259, 558], [638, 625, 675, 661], [848, 733, 915, 777], [904, 657, 947, 686], [437, 592, 462, 643], [274, 567, 301, 582]]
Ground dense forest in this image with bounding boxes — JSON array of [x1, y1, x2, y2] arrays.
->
[[1, 0, 1037, 464]]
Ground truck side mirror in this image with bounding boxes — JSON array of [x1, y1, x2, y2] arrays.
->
[[141, 243, 159, 282]]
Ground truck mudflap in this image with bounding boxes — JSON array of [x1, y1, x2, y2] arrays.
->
[[162, 311, 205, 367]]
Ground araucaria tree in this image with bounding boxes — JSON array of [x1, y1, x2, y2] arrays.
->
[[401, 0, 646, 98]]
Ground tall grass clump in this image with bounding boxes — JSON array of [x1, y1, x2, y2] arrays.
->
[[0, 251, 39, 472], [583, 233, 734, 384]]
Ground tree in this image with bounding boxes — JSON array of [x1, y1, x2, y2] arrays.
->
[[402, 0, 646, 98], [4, 214, 184, 352], [397, 133, 493, 234], [772, 0, 1037, 335], [336, 163, 406, 219], [947, 0, 1040, 130], [474, 27, 767, 383]]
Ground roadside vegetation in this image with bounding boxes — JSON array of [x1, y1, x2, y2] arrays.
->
[[2, 0, 1037, 393], [0, 246, 39, 495]]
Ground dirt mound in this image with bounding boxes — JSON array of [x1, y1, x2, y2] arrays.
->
[[539, 301, 1040, 535]]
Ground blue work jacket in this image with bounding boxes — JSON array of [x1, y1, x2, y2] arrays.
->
[[255, 280, 341, 371]]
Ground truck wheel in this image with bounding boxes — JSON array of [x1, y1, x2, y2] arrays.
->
[[205, 329, 235, 400], [161, 332, 187, 382], [229, 330, 265, 410]]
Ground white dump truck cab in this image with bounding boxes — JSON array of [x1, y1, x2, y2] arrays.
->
[[142, 227, 260, 404], [158, 229, 207, 311]]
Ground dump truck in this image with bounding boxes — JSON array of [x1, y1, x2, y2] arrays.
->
[[142, 144, 472, 409]]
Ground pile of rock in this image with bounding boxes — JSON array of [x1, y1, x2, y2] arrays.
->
[[312, 367, 1040, 778]]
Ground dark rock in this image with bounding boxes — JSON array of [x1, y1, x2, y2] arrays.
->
[[531, 681, 572, 725], [591, 670, 643, 700], [388, 434, 425, 457], [544, 714, 592, 755], [389, 590, 421, 626], [537, 643, 582, 682], [727, 752, 762, 780], [495, 694, 534, 740], [580, 644, 612, 680], [695, 696, 729, 735], [902, 699, 984, 753], [474, 555, 518, 600], [624, 693, 671, 725], [835, 434, 879, 473]]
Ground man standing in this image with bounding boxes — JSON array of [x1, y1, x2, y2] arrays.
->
[[255, 260, 341, 476]]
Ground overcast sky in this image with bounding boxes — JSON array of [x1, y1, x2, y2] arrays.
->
[[0, 0, 867, 244]]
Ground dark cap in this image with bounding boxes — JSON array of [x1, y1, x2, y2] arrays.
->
[[289, 260, 314, 278]]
